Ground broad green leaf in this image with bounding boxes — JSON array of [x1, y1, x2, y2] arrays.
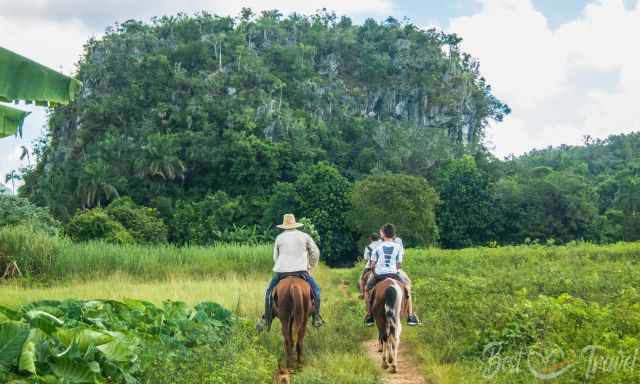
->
[[0, 306, 20, 321], [18, 341, 35, 374], [96, 332, 138, 362], [0, 321, 30, 371], [25, 310, 64, 334], [56, 328, 113, 353], [49, 357, 96, 383]]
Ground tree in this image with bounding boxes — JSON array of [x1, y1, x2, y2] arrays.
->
[[105, 197, 168, 244], [0, 195, 60, 234], [437, 156, 492, 248], [21, 12, 507, 228], [4, 170, 20, 194], [348, 173, 439, 247], [65, 209, 134, 244], [295, 162, 355, 266]]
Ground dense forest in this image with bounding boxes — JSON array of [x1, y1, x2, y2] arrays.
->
[[8, 10, 639, 265]]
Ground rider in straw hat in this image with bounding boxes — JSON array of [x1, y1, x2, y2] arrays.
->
[[257, 213, 324, 332]]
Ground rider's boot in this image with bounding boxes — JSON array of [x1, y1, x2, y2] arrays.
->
[[364, 313, 375, 327], [407, 313, 420, 326], [256, 296, 273, 332], [312, 304, 324, 328]]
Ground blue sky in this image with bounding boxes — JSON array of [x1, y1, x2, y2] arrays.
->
[[2, 0, 640, 190]]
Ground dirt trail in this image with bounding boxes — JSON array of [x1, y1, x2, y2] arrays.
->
[[339, 280, 427, 384], [364, 340, 427, 384]]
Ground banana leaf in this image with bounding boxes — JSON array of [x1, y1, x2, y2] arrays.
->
[[0, 103, 30, 139], [0, 47, 82, 106]]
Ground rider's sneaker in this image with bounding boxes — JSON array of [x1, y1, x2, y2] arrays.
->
[[312, 314, 325, 328], [407, 314, 420, 326], [364, 314, 375, 327]]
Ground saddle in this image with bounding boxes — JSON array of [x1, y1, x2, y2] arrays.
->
[[368, 275, 409, 306], [271, 272, 316, 308]]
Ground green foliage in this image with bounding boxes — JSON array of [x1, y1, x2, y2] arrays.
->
[[65, 208, 134, 244], [171, 191, 244, 245], [437, 156, 492, 248], [0, 225, 272, 279], [298, 217, 320, 243], [295, 162, 355, 266], [0, 299, 233, 383], [405, 242, 640, 383], [348, 172, 439, 247], [20, 11, 507, 251], [0, 195, 59, 234], [105, 197, 168, 244]]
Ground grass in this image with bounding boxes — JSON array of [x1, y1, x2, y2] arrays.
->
[[0, 263, 383, 384], [6, 226, 640, 383], [404, 241, 640, 383], [0, 225, 272, 279]]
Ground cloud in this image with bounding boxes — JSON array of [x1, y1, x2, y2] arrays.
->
[[2, 0, 393, 31], [449, 0, 640, 157]]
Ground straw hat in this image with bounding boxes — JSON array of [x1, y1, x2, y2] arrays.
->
[[277, 213, 304, 229]]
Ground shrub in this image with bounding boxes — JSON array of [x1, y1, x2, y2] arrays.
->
[[105, 197, 168, 244], [295, 162, 355, 266], [171, 191, 244, 245], [348, 172, 439, 247], [65, 208, 134, 244], [0, 195, 59, 234]]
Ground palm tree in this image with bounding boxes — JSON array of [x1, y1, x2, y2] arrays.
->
[[4, 170, 21, 194], [74, 161, 119, 208]]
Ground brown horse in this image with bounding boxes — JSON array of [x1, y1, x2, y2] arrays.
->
[[371, 278, 404, 373], [274, 276, 313, 370]]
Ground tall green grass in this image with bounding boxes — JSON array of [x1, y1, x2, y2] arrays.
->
[[404, 242, 640, 384], [0, 225, 272, 279]]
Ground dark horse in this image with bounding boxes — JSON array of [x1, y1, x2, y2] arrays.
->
[[274, 276, 313, 370], [371, 278, 404, 373]]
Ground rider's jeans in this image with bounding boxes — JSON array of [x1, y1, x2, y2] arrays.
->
[[266, 271, 321, 312]]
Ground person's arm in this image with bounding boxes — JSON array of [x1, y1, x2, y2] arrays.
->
[[307, 234, 320, 271], [273, 239, 279, 263], [369, 248, 378, 270], [397, 245, 404, 270]]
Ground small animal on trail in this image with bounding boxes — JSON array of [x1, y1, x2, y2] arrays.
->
[[371, 278, 404, 373], [273, 366, 292, 383], [274, 276, 313, 370]]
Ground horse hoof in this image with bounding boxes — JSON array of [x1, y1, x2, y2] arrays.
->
[[382, 362, 389, 370], [390, 366, 397, 374]]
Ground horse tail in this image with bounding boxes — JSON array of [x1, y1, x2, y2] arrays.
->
[[290, 283, 305, 346], [384, 283, 401, 344]]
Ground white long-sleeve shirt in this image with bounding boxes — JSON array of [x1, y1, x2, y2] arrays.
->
[[272, 229, 320, 273]]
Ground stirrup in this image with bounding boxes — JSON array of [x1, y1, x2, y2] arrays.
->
[[312, 314, 325, 328]]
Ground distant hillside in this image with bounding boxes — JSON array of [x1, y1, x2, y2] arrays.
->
[[21, 10, 507, 222]]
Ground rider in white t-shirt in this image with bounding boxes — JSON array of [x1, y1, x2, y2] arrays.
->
[[364, 223, 420, 326], [359, 232, 382, 298]]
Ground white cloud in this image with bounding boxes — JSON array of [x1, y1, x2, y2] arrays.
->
[[449, 0, 640, 157], [2, 0, 393, 30]]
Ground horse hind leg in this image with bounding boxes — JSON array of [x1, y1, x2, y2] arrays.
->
[[295, 319, 308, 368], [281, 320, 295, 370]]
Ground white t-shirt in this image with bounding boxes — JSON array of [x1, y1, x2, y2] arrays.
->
[[363, 240, 382, 264], [371, 240, 403, 275]]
